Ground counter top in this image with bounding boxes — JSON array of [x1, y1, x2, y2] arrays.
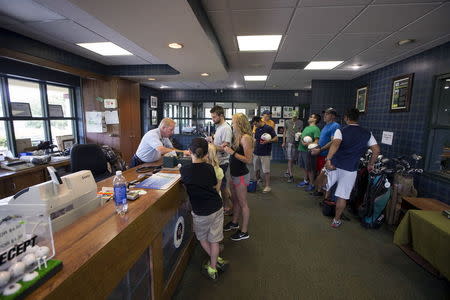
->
[[26, 161, 189, 299]]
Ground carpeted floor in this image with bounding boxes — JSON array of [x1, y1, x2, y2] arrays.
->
[[173, 163, 449, 300]]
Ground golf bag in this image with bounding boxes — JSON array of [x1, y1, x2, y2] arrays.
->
[[348, 166, 369, 215], [359, 172, 392, 229]]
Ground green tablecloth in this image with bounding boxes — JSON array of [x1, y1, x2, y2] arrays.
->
[[394, 210, 450, 280]]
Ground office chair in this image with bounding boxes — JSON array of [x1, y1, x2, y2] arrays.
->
[[70, 144, 111, 182]]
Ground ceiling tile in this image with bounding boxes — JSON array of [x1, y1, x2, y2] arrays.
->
[[276, 34, 334, 61], [266, 69, 297, 84], [315, 32, 389, 60], [289, 6, 364, 35], [207, 11, 238, 53], [201, 0, 227, 11], [344, 3, 440, 34], [372, 0, 442, 4], [231, 8, 293, 35], [238, 52, 276, 73], [399, 2, 450, 35], [300, 0, 372, 6], [229, 0, 297, 10], [27, 20, 107, 44], [0, 0, 65, 23]]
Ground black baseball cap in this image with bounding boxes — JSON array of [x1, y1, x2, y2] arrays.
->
[[322, 107, 337, 116]]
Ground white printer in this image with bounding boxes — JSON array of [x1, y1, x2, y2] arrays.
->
[[0, 169, 101, 233]]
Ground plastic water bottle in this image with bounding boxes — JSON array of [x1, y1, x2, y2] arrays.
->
[[113, 171, 128, 215]]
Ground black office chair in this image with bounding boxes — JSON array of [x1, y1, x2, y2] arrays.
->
[[70, 144, 111, 182]]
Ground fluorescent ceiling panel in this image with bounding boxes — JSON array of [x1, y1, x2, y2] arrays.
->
[[237, 35, 282, 51], [304, 61, 343, 70], [244, 75, 267, 81], [76, 42, 133, 56]]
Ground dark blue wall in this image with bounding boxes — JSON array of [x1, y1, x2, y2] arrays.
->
[[351, 42, 450, 203], [311, 80, 352, 123], [140, 86, 160, 134]]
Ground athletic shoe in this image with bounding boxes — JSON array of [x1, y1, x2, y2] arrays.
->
[[311, 191, 324, 197], [262, 186, 272, 193], [287, 176, 294, 183], [331, 219, 342, 228], [231, 230, 250, 241], [305, 185, 315, 192], [284, 172, 290, 178], [216, 257, 229, 272], [223, 221, 239, 231], [296, 181, 309, 187], [202, 264, 218, 281]]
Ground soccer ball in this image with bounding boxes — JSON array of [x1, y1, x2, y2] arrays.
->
[[308, 143, 318, 150], [261, 133, 272, 141], [303, 136, 313, 143]]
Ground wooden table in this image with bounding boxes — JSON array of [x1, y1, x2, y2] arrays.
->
[[401, 197, 450, 211], [26, 162, 194, 300]]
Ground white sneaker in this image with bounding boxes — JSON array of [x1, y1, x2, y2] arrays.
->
[[262, 186, 271, 193]]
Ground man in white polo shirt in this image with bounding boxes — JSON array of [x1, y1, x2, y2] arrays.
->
[[130, 118, 188, 167]]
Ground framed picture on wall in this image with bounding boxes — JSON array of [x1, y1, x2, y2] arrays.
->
[[390, 74, 414, 112], [355, 86, 368, 113], [271, 106, 282, 118], [151, 110, 158, 125], [260, 106, 270, 115], [283, 106, 294, 118], [150, 96, 158, 109]]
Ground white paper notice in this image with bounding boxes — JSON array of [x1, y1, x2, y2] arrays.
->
[[104, 110, 119, 124], [86, 111, 106, 133], [381, 131, 394, 145]]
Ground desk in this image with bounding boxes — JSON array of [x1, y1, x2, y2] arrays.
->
[[25, 162, 194, 300], [0, 158, 70, 198], [394, 210, 450, 280], [401, 197, 450, 211]]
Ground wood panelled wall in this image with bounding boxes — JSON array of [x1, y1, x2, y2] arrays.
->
[[82, 78, 141, 163]]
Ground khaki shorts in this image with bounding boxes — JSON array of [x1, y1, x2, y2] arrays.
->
[[253, 155, 271, 173], [192, 208, 224, 243]]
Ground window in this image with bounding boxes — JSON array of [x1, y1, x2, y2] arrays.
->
[[426, 74, 450, 178], [0, 76, 78, 154]]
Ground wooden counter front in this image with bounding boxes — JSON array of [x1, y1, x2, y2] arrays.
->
[[26, 162, 194, 300]]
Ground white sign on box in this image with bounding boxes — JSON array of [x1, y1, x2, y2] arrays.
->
[[381, 131, 394, 145]]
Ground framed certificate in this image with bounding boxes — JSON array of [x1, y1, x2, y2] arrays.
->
[[355, 86, 368, 113], [391, 74, 414, 112], [150, 96, 158, 109]]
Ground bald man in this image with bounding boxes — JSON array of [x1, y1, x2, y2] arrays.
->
[[130, 118, 188, 167]]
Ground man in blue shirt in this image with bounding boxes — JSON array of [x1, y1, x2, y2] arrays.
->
[[310, 108, 340, 196], [252, 116, 277, 193], [325, 109, 380, 228]]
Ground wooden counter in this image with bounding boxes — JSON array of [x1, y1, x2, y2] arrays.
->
[[26, 162, 194, 300], [0, 158, 70, 198]]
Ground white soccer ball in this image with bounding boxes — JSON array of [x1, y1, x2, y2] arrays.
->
[[295, 132, 302, 141], [9, 262, 25, 278], [22, 253, 37, 268], [35, 246, 50, 258], [0, 271, 10, 287], [308, 143, 319, 150], [261, 133, 272, 141], [303, 136, 313, 143]]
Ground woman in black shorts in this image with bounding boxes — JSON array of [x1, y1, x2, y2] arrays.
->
[[223, 113, 254, 241]]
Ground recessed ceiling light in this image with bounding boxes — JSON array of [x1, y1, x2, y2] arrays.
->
[[148, 78, 156, 81], [446, 79, 450, 82], [76, 42, 133, 56], [244, 75, 267, 81], [160, 85, 169, 89], [445, 86, 449, 89], [397, 39, 415, 46], [232, 83, 239, 88], [201, 73, 209, 77], [351, 64, 362, 70], [304, 61, 344, 70], [237, 35, 282, 51], [168, 42, 183, 49]]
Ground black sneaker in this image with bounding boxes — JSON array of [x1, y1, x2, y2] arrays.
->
[[223, 221, 239, 231], [311, 191, 324, 197], [230, 230, 249, 241]]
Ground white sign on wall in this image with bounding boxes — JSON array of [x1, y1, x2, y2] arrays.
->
[[381, 131, 394, 145]]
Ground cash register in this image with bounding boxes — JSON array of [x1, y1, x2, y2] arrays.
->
[[0, 167, 101, 232]]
